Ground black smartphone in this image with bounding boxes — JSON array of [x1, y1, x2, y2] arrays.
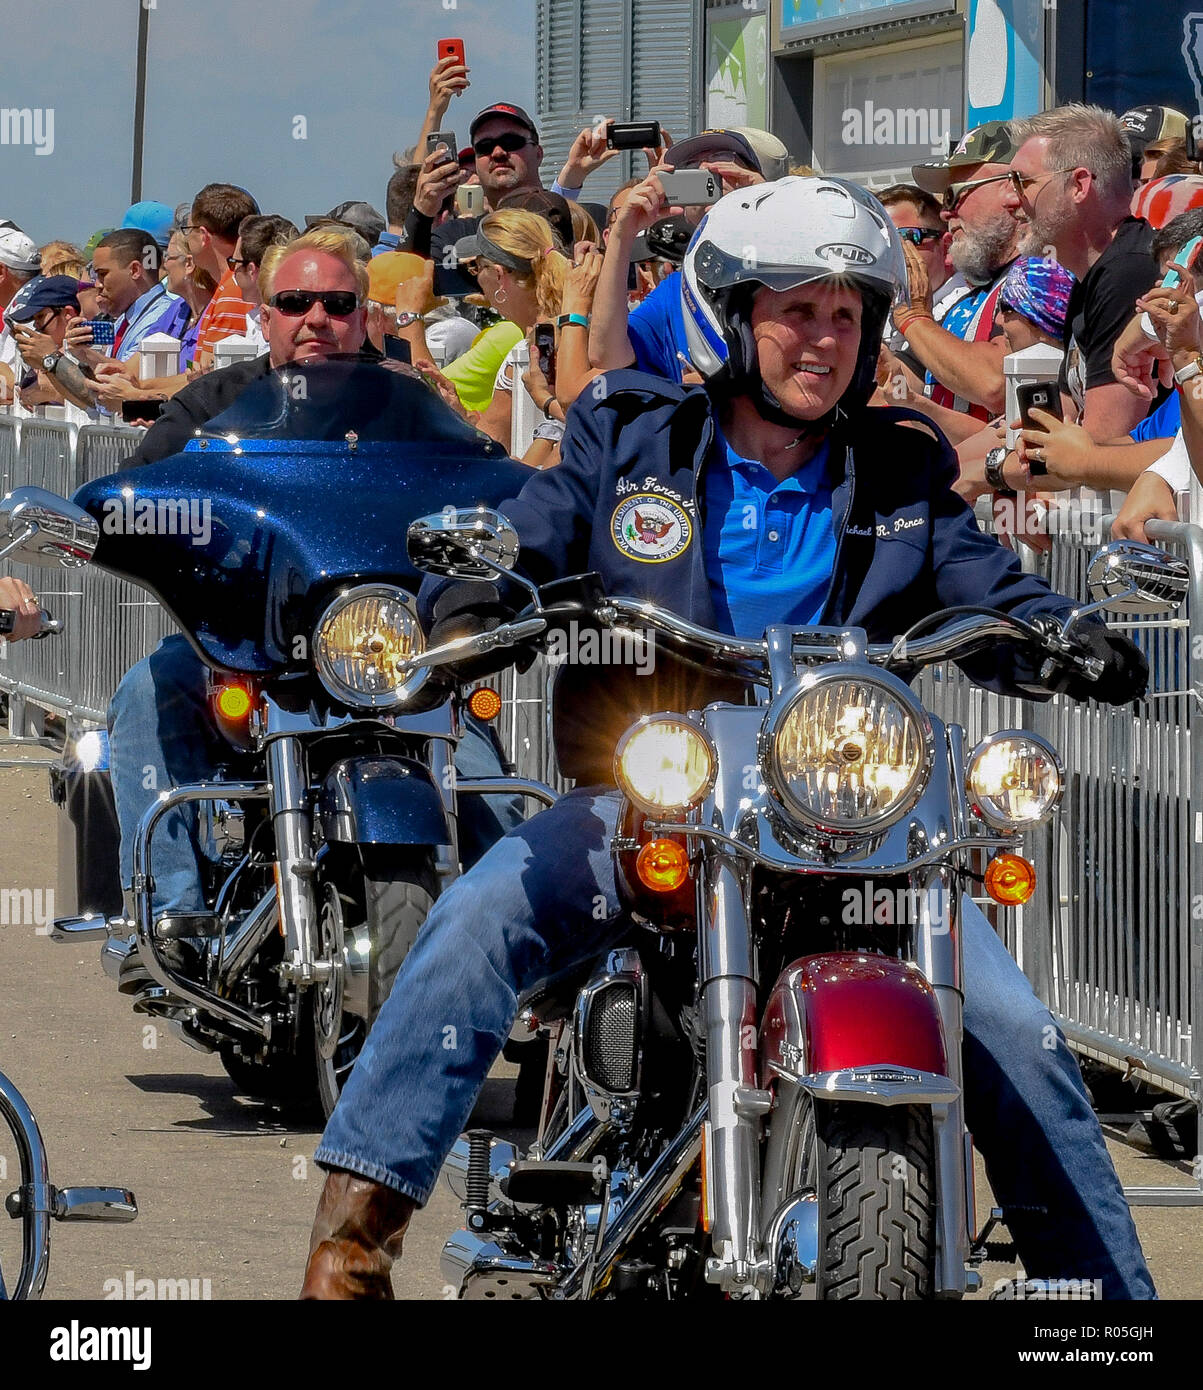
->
[[426, 132, 458, 168], [606, 120, 661, 151], [384, 335, 413, 364], [121, 399, 165, 423], [1186, 115, 1202, 163], [1016, 381, 1063, 475], [534, 323, 556, 389]]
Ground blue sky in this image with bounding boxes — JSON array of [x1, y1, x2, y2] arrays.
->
[[2, 0, 537, 247]]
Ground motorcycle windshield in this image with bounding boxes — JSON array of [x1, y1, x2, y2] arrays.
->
[[73, 360, 532, 675]]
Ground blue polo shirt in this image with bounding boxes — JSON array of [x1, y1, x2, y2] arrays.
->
[[629, 270, 688, 382], [1130, 390, 1180, 442], [703, 429, 837, 639]]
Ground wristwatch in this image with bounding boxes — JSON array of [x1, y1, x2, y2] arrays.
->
[[41, 353, 60, 373], [394, 311, 422, 329], [1173, 353, 1203, 387], [984, 445, 1015, 496]]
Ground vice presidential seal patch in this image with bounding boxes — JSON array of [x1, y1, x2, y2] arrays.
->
[[611, 494, 693, 563]]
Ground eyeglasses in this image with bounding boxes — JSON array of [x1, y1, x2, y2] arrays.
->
[[896, 226, 943, 246], [473, 132, 530, 157], [942, 173, 1013, 211], [269, 290, 360, 317], [227, 257, 252, 271], [1007, 167, 1075, 200]]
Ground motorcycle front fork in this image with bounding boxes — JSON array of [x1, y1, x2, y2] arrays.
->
[[265, 735, 320, 988]]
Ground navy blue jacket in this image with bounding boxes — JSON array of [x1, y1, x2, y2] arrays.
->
[[424, 370, 1076, 781]]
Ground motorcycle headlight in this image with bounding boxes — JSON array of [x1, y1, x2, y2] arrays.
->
[[313, 585, 427, 710], [614, 715, 716, 814], [967, 733, 1063, 830], [763, 672, 931, 835]]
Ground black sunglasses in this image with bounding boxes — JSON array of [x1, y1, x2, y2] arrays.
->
[[227, 256, 252, 271], [269, 290, 359, 317], [896, 226, 943, 246], [473, 132, 530, 157]]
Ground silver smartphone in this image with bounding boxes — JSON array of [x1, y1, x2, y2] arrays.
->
[[657, 169, 721, 206]]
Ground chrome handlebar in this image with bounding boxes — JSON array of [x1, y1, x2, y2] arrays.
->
[[402, 599, 1100, 685]]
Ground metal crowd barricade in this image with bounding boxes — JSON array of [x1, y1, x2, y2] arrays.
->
[[920, 512, 1203, 1205], [0, 418, 171, 726]]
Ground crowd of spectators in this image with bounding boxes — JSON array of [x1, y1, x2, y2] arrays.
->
[[2, 56, 1202, 507]]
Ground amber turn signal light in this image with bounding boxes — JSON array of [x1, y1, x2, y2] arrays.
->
[[984, 853, 1036, 906], [467, 686, 502, 721], [215, 683, 253, 720], [636, 838, 690, 893]]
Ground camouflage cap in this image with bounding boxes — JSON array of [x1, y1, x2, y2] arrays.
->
[[912, 121, 1019, 195]]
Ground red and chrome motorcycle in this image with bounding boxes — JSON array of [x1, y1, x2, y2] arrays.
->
[[408, 509, 1184, 1299]]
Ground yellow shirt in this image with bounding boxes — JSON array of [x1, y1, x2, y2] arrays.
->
[[442, 320, 523, 414]]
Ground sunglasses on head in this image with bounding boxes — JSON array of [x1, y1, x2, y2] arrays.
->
[[473, 132, 530, 156], [269, 290, 359, 317], [896, 226, 943, 246]]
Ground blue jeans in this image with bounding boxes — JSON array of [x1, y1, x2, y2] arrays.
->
[[107, 634, 519, 916], [316, 786, 1155, 1300]]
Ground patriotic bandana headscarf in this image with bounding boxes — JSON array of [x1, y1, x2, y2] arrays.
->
[[998, 256, 1076, 341]]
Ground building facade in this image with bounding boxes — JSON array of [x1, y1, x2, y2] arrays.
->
[[535, 0, 1203, 196]]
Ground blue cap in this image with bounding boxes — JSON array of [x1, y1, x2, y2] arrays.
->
[[6, 275, 82, 323], [121, 200, 175, 248]]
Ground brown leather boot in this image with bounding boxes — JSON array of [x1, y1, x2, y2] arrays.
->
[[300, 1169, 416, 1299]]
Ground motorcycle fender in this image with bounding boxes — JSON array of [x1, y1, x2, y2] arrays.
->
[[317, 756, 450, 848], [759, 953, 950, 1097]]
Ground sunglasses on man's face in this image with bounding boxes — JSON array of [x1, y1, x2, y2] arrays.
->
[[473, 132, 530, 157], [896, 226, 943, 246], [941, 172, 1012, 211], [269, 290, 360, 317], [227, 257, 252, 271]]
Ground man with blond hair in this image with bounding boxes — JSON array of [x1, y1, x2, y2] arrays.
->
[[1003, 104, 1155, 440], [105, 224, 519, 991], [121, 226, 370, 468]]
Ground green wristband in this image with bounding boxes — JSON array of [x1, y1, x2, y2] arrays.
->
[[556, 313, 590, 330]]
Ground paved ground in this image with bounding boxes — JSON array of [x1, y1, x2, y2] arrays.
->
[[0, 743, 1199, 1301]]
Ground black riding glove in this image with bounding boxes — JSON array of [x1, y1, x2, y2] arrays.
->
[[1054, 623, 1148, 706]]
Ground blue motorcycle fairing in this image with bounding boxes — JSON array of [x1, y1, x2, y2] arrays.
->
[[72, 362, 531, 676], [318, 755, 451, 848]]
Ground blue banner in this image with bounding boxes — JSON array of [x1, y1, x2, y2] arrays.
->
[[966, 0, 1044, 127], [1086, 1, 1203, 118]]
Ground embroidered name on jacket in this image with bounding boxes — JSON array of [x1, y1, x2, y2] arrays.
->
[[846, 516, 928, 538]]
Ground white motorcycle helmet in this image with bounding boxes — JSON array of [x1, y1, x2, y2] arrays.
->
[[680, 176, 909, 424]]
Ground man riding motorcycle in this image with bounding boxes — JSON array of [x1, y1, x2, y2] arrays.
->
[[106, 227, 519, 991], [301, 177, 1153, 1299]]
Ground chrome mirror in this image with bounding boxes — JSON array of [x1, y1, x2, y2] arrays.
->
[[0, 487, 99, 568], [406, 507, 519, 580], [1087, 541, 1190, 615]]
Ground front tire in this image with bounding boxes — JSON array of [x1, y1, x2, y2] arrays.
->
[[801, 1097, 936, 1299], [314, 853, 438, 1120]]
